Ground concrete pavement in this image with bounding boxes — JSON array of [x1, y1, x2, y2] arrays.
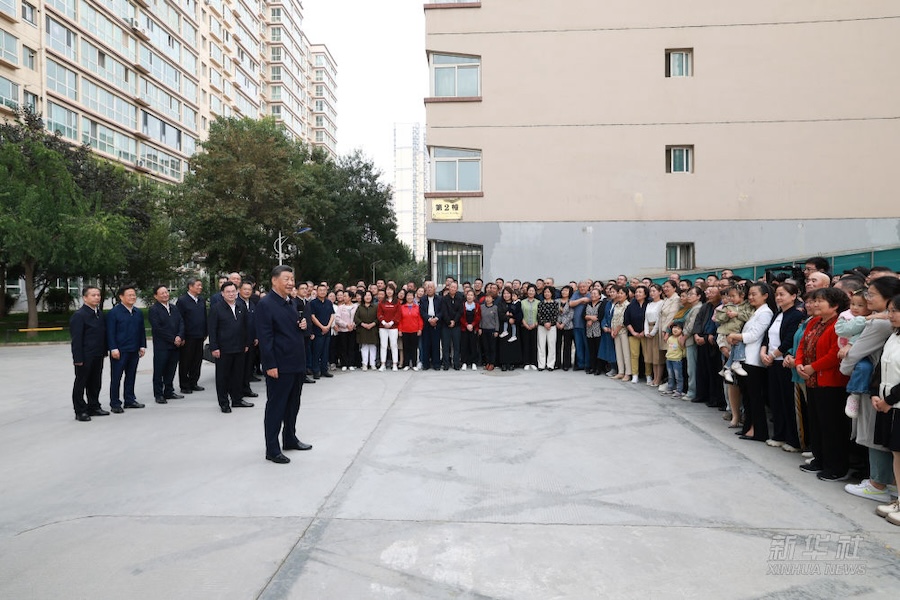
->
[[1, 344, 899, 599]]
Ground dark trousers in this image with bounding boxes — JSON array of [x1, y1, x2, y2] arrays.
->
[[421, 324, 441, 369], [696, 342, 725, 407], [304, 337, 313, 371], [768, 363, 800, 447], [264, 372, 303, 457], [73, 356, 104, 414], [179, 338, 203, 389], [461, 329, 479, 365], [481, 329, 497, 365], [402, 332, 419, 367], [587, 336, 601, 373], [109, 350, 139, 407], [521, 327, 537, 366], [311, 334, 330, 375], [215, 352, 244, 406], [807, 386, 851, 476], [152, 347, 179, 398], [742, 364, 769, 440], [557, 329, 573, 369], [336, 331, 355, 367], [242, 347, 256, 394], [573, 328, 588, 368], [441, 325, 461, 368]]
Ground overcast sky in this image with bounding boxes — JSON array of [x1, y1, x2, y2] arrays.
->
[[302, 0, 427, 184]]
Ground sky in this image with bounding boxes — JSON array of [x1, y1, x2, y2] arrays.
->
[[302, 0, 428, 185]]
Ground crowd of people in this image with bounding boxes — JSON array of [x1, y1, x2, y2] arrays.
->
[[69, 259, 900, 524]]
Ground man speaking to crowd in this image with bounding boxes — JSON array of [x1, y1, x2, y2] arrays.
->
[[255, 265, 312, 464]]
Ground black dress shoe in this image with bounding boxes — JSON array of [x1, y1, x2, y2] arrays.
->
[[124, 401, 145, 409], [304, 377, 316, 384], [501, 365, 508, 371], [284, 441, 313, 451], [180, 388, 194, 394], [690, 397, 706, 403], [191, 386, 205, 391], [242, 391, 259, 398], [155, 396, 167, 404], [111, 406, 124, 414], [266, 454, 290, 464], [165, 393, 185, 399], [322, 371, 333, 378], [89, 408, 110, 416], [232, 400, 254, 408], [739, 435, 764, 441], [75, 413, 92, 422], [313, 373, 321, 380], [220, 405, 232, 413]]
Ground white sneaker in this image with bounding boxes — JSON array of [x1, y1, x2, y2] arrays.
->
[[875, 500, 900, 518], [403, 366, 410, 371], [412, 366, 420, 371], [361, 365, 367, 371], [392, 365, 398, 371], [717, 368, 727, 378], [471, 364, 478, 371], [631, 375, 639, 383], [802, 451, 814, 459], [658, 383, 668, 392], [461, 364, 467, 371], [378, 365, 385, 372], [349, 366, 356, 371], [723, 369, 734, 383], [845, 479, 892, 503], [732, 362, 748, 377], [499, 331, 509, 338], [341, 366, 347, 371], [508, 336, 517, 342], [766, 439, 784, 448], [781, 443, 801, 453], [805, 457, 815, 465], [646, 376, 653, 384], [889, 484, 899, 499], [845, 394, 860, 418], [416, 362, 423, 369]]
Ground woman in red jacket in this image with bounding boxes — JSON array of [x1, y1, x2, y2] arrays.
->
[[377, 284, 401, 371], [460, 289, 482, 370], [398, 289, 423, 370], [796, 287, 851, 481]]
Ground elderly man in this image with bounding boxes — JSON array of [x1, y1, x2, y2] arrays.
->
[[440, 280, 465, 370], [257, 265, 311, 464], [570, 280, 591, 370], [419, 281, 443, 370], [693, 282, 726, 409], [210, 272, 243, 307], [805, 271, 831, 293]]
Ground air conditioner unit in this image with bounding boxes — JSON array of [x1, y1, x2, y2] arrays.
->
[[139, 27, 149, 37], [137, 159, 145, 167], [127, 18, 138, 28]]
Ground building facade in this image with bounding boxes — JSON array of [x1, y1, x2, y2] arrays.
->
[[423, 0, 900, 284], [0, 0, 336, 184], [392, 121, 428, 261]]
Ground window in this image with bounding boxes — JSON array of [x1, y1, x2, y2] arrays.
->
[[21, 2, 36, 24], [432, 147, 481, 192], [430, 53, 480, 97], [47, 59, 78, 100], [0, 28, 16, 65], [666, 145, 693, 173], [24, 90, 37, 110], [271, 46, 281, 62], [269, 84, 281, 100], [666, 243, 695, 271], [270, 65, 281, 81], [666, 49, 692, 77], [0, 75, 18, 109], [46, 101, 78, 139], [46, 16, 76, 61], [22, 46, 36, 70], [270, 7, 281, 22], [270, 26, 281, 42], [0, 0, 14, 19]]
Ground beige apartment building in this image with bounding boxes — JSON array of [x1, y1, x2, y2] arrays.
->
[[423, 0, 900, 283], [0, 0, 336, 184]]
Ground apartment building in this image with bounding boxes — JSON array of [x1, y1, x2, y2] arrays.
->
[[393, 121, 428, 260], [423, 0, 900, 284], [0, 0, 336, 183]]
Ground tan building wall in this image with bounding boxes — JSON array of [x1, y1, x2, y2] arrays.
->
[[425, 0, 900, 224]]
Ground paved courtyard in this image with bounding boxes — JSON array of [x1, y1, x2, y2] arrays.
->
[[1, 343, 899, 599]]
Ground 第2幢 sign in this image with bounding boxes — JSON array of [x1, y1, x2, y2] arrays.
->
[[432, 199, 462, 220]]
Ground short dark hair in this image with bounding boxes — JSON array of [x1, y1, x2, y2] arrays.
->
[[220, 281, 237, 292], [805, 256, 830, 272], [152, 284, 168, 295], [185, 277, 201, 288], [82, 286, 100, 297], [271, 265, 293, 278], [812, 287, 850, 313], [117, 285, 136, 297]]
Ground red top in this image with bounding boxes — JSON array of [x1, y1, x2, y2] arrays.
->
[[398, 302, 423, 333], [376, 300, 401, 329], [796, 316, 849, 388], [460, 301, 481, 330]]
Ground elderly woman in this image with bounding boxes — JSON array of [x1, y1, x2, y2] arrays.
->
[[729, 283, 776, 441], [842, 277, 900, 502], [796, 287, 851, 481], [872, 294, 900, 524]]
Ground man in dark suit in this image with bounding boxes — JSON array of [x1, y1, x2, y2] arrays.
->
[[256, 265, 311, 464], [419, 281, 443, 370], [208, 281, 253, 413], [106, 285, 147, 413], [70, 286, 110, 421], [209, 272, 242, 308], [177, 277, 207, 394], [440, 280, 465, 370], [148, 285, 185, 404], [238, 281, 260, 399]]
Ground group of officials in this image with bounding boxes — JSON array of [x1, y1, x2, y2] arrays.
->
[[69, 266, 310, 464]]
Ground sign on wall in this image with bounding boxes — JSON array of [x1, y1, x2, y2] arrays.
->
[[431, 199, 462, 220]]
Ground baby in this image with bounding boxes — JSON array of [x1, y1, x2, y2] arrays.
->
[[714, 285, 754, 383], [836, 290, 873, 418]]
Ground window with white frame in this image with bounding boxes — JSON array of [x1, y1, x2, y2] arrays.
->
[[21, 2, 37, 25], [0, 28, 17, 65], [47, 59, 78, 100], [432, 147, 481, 192], [270, 7, 281, 22], [270, 65, 281, 81], [666, 243, 695, 270], [666, 145, 693, 173], [0, 75, 18, 109], [665, 49, 692, 77], [430, 53, 480, 97], [46, 101, 78, 139], [46, 16, 76, 61], [23, 45, 36, 70], [0, 0, 14, 19]]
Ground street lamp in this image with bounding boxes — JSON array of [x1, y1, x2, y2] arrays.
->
[[371, 259, 384, 284], [274, 226, 312, 264]]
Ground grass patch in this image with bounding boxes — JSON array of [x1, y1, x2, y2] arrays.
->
[[0, 311, 152, 344]]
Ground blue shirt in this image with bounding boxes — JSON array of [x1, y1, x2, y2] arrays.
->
[[571, 292, 587, 328]]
